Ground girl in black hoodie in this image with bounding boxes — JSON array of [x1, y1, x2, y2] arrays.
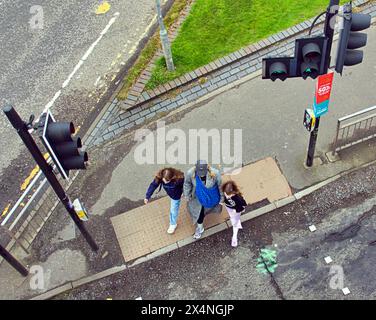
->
[[221, 181, 247, 247]]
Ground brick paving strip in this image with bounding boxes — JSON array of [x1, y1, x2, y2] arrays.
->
[[31, 158, 376, 300], [83, 0, 376, 148]]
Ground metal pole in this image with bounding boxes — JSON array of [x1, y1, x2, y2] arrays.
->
[[306, 0, 339, 167], [3, 105, 99, 252], [0, 244, 28, 277], [156, 0, 175, 71]]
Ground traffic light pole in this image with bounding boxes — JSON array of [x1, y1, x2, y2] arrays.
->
[[0, 243, 29, 277], [3, 106, 99, 252], [306, 0, 339, 167]]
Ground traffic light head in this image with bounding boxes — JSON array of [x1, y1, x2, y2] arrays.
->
[[335, 4, 371, 74], [295, 37, 328, 80], [40, 111, 88, 179], [262, 57, 294, 81]]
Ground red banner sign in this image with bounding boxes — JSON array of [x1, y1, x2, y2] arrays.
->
[[315, 72, 334, 105]]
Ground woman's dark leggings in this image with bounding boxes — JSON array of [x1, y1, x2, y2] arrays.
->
[[197, 206, 205, 224]]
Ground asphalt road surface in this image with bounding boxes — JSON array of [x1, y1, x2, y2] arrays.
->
[[0, 0, 157, 212]]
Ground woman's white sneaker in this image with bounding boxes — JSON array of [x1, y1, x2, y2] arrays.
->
[[193, 224, 205, 239], [167, 224, 177, 234]]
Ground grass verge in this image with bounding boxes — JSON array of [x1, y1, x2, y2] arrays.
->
[[147, 0, 343, 90], [117, 0, 189, 100]]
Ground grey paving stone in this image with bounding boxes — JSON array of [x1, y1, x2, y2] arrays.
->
[[146, 112, 157, 119], [226, 75, 238, 83], [277, 32, 285, 39], [127, 94, 138, 102], [97, 119, 105, 128], [281, 30, 290, 38], [191, 86, 201, 93], [232, 61, 242, 68], [90, 127, 99, 138], [208, 83, 218, 91], [140, 109, 151, 117], [119, 111, 131, 120], [160, 99, 171, 108], [272, 34, 280, 42], [141, 92, 150, 100], [186, 92, 199, 101], [112, 127, 124, 136], [230, 67, 241, 75], [196, 88, 208, 97], [108, 123, 120, 132], [177, 98, 188, 106], [216, 79, 227, 88], [237, 70, 248, 78], [224, 56, 232, 64], [220, 71, 231, 80], [234, 51, 242, 59], [130, 106, 142, 115], [239, 63, 250, 71], [103, 132, 115, 141], [135, 117, 146, 125], [167, 102, 178, 110], [181, 90, 191, 98], [129, 114, 140, 122], [249, 66, 257, 73], [292, 26, 300, 33]]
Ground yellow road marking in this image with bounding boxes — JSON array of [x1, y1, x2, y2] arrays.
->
[[96, 1, 111, 15], [20, 153, 50, 191], [1, 203, 10, 217]]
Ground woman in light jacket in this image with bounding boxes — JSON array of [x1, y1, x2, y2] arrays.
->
[[183, 160, 223, 239]]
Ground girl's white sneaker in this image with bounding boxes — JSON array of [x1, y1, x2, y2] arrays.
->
[[167, 224, 177, 234]]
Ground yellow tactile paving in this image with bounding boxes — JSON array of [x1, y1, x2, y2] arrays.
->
[[111, 157, 292, 262]]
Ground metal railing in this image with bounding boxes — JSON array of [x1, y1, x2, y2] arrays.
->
[[332, 105, 376, 155]]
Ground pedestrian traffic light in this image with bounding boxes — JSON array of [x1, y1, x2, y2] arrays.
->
[[40, 110, 88, 179], [262, 57, 294, 81], [295, 37, 328, 80], [335, 3, 371, 75], [262, 36, 329, 81]]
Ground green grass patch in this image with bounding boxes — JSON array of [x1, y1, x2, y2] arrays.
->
[[147, 0, 340, 89], [117, 0, 189, 100]]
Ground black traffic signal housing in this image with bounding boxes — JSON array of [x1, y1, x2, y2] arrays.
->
[[262, 36, 329, 81], [335, 3, 371, 75], [295, 37, 328, 79], [262, 57, 295, 81], [39, 111, 88, 179]]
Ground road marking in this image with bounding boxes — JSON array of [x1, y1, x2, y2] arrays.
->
[[21, 166, 40, 191], [1, 204, 10, 218], [324, 256, 333, 264], [342, 287, 350, 295], [32, 11, 120, 128], [96, 1, 111, 15]]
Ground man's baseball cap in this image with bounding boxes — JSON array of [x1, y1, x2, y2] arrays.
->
[[196, 160, 208, 177]]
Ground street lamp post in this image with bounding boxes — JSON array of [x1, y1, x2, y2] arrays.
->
[[156, 0, 175, 71]]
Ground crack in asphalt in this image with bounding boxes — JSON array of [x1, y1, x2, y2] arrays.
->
[[325, 205, 376, 242]]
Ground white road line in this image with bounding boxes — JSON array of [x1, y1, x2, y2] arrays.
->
[[43, 90, 61, 112], [94, 76, 101, 86], [30, 12, 121, 132]]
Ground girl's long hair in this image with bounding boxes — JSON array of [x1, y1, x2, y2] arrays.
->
[[221, 180, 243, 196], [154, 167, 184, 183]]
